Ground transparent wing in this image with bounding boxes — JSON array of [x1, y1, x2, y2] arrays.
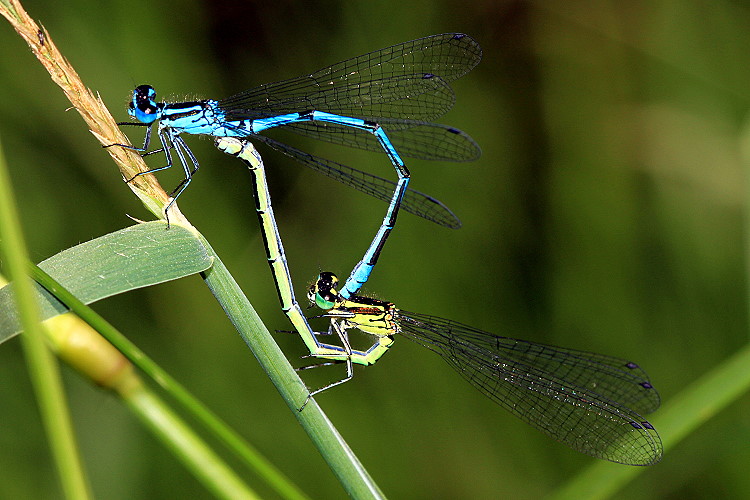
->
[[220, 33, 481, 124], [280, 119, 481, 162], [397, 311, 662, 465], [250, 133, 461, 229]]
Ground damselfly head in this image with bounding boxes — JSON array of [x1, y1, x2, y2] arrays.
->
[[128, 84, 161, 124], [308, 272, 340, 311]]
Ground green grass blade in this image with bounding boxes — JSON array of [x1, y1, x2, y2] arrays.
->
[[18, 228, 383, 497], [200, 238, 386, 500], [121, 379, 261, 500], [24, 263, 309, 500], [2, 220, 376, 497], [36, 308, 262, 500], [0, 221, 213, 342], [0, 137, 92, 499]]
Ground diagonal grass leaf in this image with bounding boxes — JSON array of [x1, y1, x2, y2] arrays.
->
[[0, 221, 212, 342]]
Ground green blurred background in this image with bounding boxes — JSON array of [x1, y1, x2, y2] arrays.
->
[[1, 1, 749, 498]]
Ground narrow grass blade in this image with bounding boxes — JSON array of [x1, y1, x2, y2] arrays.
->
[[22, 264, 309, 500], [0, 137, 92, 499]]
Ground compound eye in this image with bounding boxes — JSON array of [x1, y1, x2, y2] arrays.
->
[[314, 291, 336, 311], [134, 84, 155, 100], [317, 272, 338, 291]]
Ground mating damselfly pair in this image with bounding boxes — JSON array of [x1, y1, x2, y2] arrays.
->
[[114, 33, 662, 465]]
